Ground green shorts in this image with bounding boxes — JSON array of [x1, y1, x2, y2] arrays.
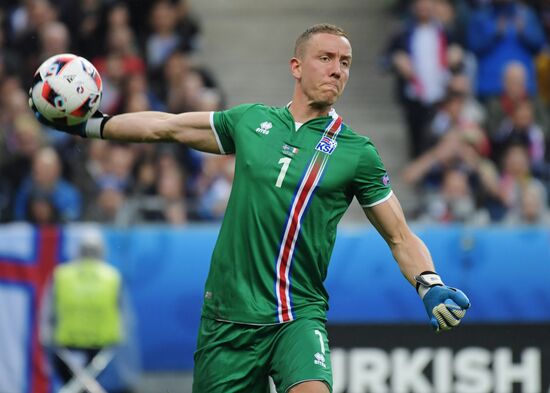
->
[[192, 317, 332, 393]]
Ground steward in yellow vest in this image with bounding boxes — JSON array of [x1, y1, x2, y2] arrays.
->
[[43, 232, 136, 393], [53, 257, 123, 348]]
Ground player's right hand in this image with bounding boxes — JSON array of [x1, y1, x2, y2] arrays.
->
[[29, 95, 109, 139]]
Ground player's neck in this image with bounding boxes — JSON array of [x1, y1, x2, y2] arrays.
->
[[288, 94, 331, 123]]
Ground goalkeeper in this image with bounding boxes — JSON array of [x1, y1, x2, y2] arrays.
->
[[33, 24, 470, 393]]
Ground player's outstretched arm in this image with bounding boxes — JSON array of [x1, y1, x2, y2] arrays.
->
[[103, 111, 220, 153], [31, 100, 222, 154], [364, 193, 471, 332]]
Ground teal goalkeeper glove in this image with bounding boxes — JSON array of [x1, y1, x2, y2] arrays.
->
[[29, 95, 110, 139], [415, 271, 471, 333]]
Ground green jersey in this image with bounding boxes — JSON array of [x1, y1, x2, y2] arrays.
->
[[202, 103, 392, 324]]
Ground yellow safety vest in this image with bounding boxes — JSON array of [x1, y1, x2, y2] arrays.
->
[[53, 259, 123, 348]]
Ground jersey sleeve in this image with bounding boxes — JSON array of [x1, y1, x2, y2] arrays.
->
[[210, 104, 257, 154], [352, 139, 393, 208]]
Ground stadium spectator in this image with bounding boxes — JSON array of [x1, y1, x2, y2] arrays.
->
[[93, 25, 146, 78], [156, 166, 188, 224], [0, 114, 44, 221], [145, 1, 181, 72], [426, 90, 469, 145], [117, 148, 190, 225], [419, 167, 490, 224], [58, 0, 103, 60], [106, 1, 131, 30], [504, 180, 550, 225], [123, 164, 188, 225], [484, 61, 549, 138], [155, 49, 188, 103], [447, 73, 487, 125], [385, 0, 461, 157], [87, 177, 127, 223], [0, 20, 19, 78], [123, 88, 152, 114], [97, 53, 127, 114], [402, 124, 502, 218], [157, 49, 222, 113], [498, 143, 547, 214], [38, 21, 70, 62], [0, 77, 30, 133], [81, 143, 136, 221], [122, 73, 165, 113], [63, 139, 107, 218], [447, 72, 486, 125], [466, 0, 545, 99], [491, 99, 546, 169], [14, 146, 82, 222], [0, 82, 33, 192], [8, 0, 59, 81], [130, 149, 159, 197], [173, 0, 201, 52], [433, 0, 460, 37], [434, 0, 475, 47], [105, 144, 135, 189], [25, 188, 60, 224]]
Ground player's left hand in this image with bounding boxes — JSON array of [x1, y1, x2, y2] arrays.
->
[[415, 271, 470, 333], [29, 93, 109, 138]]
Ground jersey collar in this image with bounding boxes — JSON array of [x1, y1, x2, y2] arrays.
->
[[284, 101, 340, 125]]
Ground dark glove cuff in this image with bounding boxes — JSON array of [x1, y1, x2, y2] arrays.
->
[[414, 271, 442, 292], [85, 114, 111, 139], [100, 115, 112, 139]]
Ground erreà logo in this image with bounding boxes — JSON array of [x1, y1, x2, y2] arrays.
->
[[314, 352, 327, 368], [255, 121, 272, 135]]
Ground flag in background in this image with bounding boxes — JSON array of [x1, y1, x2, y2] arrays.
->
[[0, 224, 60, 393], [0, 223, 98, 393]]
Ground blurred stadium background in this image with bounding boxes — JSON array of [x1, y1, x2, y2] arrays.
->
[[0, 0, 549, 392]]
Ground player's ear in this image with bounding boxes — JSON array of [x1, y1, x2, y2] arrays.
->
[[290, 57, 302, 79]]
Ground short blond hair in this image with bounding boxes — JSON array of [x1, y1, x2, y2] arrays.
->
[[294, 24, 349, 57]]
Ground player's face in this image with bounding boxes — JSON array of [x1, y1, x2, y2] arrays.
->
[[293, 33, 352, 108]]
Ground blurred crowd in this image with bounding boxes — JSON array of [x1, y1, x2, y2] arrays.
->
[[0, 0, 549, 226], [384, 0, 550, 225], [0, 0, 235, 225]]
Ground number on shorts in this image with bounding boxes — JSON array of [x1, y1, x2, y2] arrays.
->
[[276, 157, 292, 188], [314, 329, 325, 354]]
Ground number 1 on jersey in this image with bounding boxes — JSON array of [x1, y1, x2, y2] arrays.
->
[[276, 157, 292, 188], [314, 329, 325, 354]]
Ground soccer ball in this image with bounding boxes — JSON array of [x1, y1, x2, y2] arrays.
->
[[30, 53, 102, 126]]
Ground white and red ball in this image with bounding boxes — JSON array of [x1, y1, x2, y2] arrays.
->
[[30, 53, 102, 126]]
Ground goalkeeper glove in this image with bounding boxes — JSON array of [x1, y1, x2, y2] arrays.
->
[[415, 271, 470, 333], [29, 95, 111, 139]]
